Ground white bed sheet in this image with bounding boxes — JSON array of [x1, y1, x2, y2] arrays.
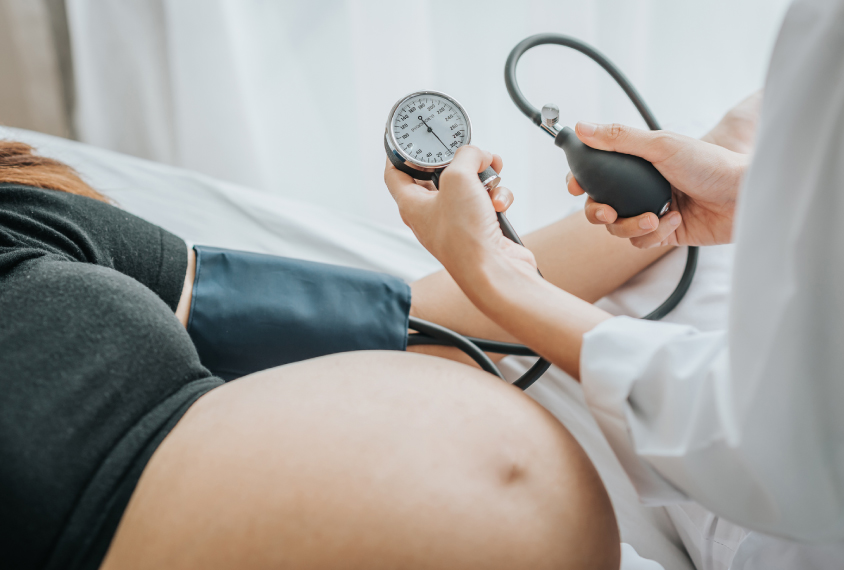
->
[[2, 126, 743, 570]]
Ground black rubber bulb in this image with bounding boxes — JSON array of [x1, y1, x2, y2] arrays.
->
[[554, 127, 671, 219]]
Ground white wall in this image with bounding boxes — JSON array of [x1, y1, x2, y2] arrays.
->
[[68, 0, 792, 232]]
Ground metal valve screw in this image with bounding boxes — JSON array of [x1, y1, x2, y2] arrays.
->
[[540, 104, 562, 138], [541, 103, 560, 127]]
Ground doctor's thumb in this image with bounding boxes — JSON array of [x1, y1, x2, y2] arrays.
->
[[575, 122, 670, 163]]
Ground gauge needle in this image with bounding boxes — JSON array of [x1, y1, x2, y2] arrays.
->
[[418, 115, 451, 153]]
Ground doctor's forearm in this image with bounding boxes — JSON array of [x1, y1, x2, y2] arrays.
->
[[409, 210, 668, 346], [459, 252, 611, 379]]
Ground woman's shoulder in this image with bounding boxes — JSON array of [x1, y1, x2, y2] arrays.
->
[[0, 183, 188, 310], [0, 183, 125, 265], [0, 181, 110, 215], [0, 182, 138, 243]]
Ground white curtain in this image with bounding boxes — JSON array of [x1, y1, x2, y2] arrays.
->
[[66, 0, 790, 231]]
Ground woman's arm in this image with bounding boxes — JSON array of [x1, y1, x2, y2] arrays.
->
[[698, 90, 761, 154], [175, 245, 197, 327]]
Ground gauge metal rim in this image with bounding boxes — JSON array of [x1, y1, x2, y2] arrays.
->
[[385, 89, 473, 170]]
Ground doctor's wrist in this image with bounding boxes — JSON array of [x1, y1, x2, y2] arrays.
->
[[458, 248, 610, 379], [458, 247, 543, 311]]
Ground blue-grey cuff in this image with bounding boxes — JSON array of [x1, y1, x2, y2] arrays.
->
[[187, 246, 410, 380]]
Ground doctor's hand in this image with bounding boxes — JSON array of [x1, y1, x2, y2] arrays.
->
[[384, 146, 537, 281], [567, 123, 750, 247]]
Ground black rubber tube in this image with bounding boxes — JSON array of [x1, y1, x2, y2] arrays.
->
[[407, 316, 504, 380], [504, 33, 661, 130], [513, 357, 553, 391], [406, 326, 548, 390], [406, 330, 549, 390], [408, 332, 539, 357]]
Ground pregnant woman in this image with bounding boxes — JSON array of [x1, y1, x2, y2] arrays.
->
[[2, 90, 756, 570]]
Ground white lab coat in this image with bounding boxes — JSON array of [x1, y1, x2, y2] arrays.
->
[[579, 0, 844, 567]]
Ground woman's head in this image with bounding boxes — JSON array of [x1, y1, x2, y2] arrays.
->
[[0, 140, 108, 202]]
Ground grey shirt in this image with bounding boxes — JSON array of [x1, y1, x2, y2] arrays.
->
[[0, 184, 222, 570]]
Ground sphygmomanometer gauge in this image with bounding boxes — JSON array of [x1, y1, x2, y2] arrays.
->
[[385, 90, 492, 185]]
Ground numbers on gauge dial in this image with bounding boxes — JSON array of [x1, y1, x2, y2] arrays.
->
[[392, 95, 467, 165]]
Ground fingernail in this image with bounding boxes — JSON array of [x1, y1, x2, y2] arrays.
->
[[577, 121, 597, 136], [565, 172, 572, 184], [595, 208, 606, 222], [669, 213, 681, 226], [639, 216, 654, 230]]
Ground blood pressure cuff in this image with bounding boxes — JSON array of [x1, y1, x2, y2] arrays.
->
[[187, 246, 411, 380]]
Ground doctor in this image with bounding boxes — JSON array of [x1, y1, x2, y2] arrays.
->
[[385, 0, 844, 567]]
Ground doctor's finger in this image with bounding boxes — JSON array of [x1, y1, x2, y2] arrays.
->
[[583, 197, 617, 225], [603, 211, 661, 239], [384, 160, 433, 208], [566, 172, 585, 197], [446, 145, 494, 180], [574, 122, 683, 165], [384, 160, 414, 196], [489, 186, 514, 212], [491, 154, 503, 175], [629, 211, 682, 249]]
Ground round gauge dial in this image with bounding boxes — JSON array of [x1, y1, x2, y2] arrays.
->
[[388, 91, 471, 168]]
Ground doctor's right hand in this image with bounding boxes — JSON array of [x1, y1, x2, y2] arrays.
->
[[568, 123, 750, 248], [385, 146, 536, 282]]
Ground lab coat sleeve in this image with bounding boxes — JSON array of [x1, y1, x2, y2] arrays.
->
[[580, 317, 731, 507], [582, 0, 844, 542]]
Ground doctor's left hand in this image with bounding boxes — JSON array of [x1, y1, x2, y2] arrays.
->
[[385, 146, 537, 281]]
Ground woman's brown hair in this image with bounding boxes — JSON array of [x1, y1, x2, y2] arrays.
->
[[0, 140, 108, 202]]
